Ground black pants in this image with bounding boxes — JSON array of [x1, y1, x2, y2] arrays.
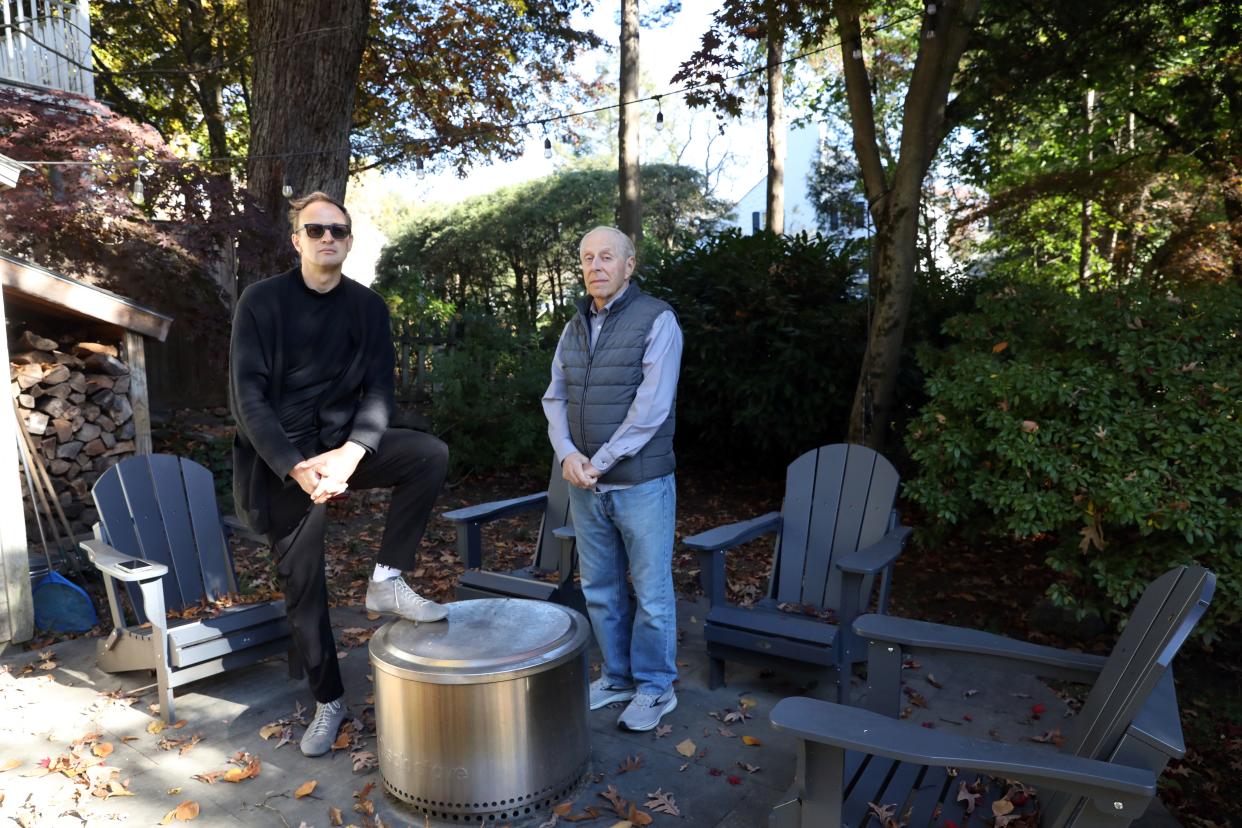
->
[[266, 428, 449, 702]]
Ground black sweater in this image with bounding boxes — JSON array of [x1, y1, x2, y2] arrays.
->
[[229, 267, 395, 533]]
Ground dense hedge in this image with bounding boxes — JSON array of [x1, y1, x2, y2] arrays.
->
[[426, 316, 555, 475], [643, 230, 869, 466], [904, 280, 1242, 640]]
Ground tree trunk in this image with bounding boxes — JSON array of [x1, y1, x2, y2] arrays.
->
[[765, 27, 785, 234], [178, 1, 237, 303], [838, 0, 982, 449], [1078, 88, 1095, 289], [618, 0, 642, 248], [239, 0, 370, 289]]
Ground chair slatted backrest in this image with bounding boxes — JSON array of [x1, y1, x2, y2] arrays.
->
[[533, 465, 573, 570], [1044, 565, 1214, 825], [771, 444, 900, 611], [93, 454, 234, 623]]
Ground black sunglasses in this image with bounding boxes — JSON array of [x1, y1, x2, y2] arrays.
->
[[297, 222, 351, 240]]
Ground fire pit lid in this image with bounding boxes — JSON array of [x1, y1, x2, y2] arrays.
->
[[369, 597, 590, 684]]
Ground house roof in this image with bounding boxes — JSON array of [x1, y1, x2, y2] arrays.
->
[[0, 251, 172, 341]]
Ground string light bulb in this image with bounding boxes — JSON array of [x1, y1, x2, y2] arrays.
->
[[926, 2, 937, 13], [416, 157, 426, 180], [281, 181, 293, 198], [851, 38, 863, 59], [543, 137, 553, 158], [655, 96, 665, 131], [131, 157, 147, 205]]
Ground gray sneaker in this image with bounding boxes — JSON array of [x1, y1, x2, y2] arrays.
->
[[589, 677, 636, 710], [366, 577, 448, 622], [618, 689, 677, 731], [300, 697, 347, 757]]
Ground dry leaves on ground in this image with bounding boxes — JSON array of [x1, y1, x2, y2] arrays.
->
[[644, 789, 680, 816], [294, 779, 317, 799], [616, 755, 642, 774], [159, 800, 200, 823], [598, 785, 653, 826], [193, 751, 260, 784], [351, 750, 378, 773], [675, 738, 696, 757]]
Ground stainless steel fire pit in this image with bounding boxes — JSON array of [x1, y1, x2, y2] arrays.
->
[[369, 597, 592, 824]]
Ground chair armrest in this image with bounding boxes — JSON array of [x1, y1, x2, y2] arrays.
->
[[853, 614, 1106, 681], [682, 512, 781, 552], [770, 697, 1155, 816], [80, 538, 168, 582], [443, 492, 548, 524], [552, 526, 575, 541], [834, 525, 912, 574], [221, 514, 265, 544]]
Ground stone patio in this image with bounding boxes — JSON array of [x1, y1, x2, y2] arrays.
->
[[0, 594, 1181, 827]]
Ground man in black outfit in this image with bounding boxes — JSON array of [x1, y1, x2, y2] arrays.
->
[[229, 191, 449, 757]]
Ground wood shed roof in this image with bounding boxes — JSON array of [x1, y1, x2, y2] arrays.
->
[[0, 251, 172, 342]]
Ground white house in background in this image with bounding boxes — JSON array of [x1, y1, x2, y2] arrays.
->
[[730, 121, 824, 236], [1, 1, 94, 98]]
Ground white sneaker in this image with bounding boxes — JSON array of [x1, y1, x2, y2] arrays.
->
[[618, 689, 677, 731], [300, 697, 346, 757], [365, 577, 448, 622], [589, 677, 636, 710]]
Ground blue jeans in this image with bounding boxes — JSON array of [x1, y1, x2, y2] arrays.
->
[[568, 473, 677, 697]]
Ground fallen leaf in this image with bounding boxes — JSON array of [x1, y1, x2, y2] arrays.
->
[[617, 754, 642, 774], [738, 696, 757, 709], [653, 724, 672, 739], [741, 735, 761, 746], [147, 721, 166, 735], [993, 799, 1015, 816], [167, 787, 182, 795], [92, 743, 114, 758], [957, 779, 983, 814], [173, 720, 188, 729], [329, 805, 344, 825], [259, 724, 284, 740], [992, 341, 1009, 353], [1, 759, 21, 772], [553, 801, 573, 816], [737, 761, 760, 773], [926, 674, 944, 689], [295, 779, 317, 799], [675, 739, 696, 757], [644, 789, 680, 816], [1030, 728, 1064, 747], [726, 775, 742, 785], [175, 801, 200, 820], [868, 802, 897, 822], [351, 750, 378, 773]]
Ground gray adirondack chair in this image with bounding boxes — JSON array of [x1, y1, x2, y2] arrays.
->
[[683, 443, 911, 695], [81, 454, 291, 722], [768, 565, 1215, 828], [445, 462, 584, 613]]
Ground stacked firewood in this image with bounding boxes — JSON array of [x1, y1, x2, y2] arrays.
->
[[10, 329, 137, 535]]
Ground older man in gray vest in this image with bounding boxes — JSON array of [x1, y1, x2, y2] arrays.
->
[[542, 225, 683, 732]]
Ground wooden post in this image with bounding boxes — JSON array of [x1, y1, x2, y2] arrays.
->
[[0, 287, 33, 644], [123, 331, 153, 455]]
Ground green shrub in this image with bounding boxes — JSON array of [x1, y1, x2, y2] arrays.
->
[[643, 230, 869, 466], [905, 280, 1242, 640], [427, 315, 554, 475]]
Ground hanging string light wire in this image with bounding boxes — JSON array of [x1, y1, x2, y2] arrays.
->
[[6, 12, 919, 172]]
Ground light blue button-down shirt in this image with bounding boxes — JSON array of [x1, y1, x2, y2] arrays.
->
[[542, 283, 683, 491]]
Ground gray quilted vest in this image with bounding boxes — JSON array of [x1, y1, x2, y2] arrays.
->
[[562, 283, 676, 485]]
